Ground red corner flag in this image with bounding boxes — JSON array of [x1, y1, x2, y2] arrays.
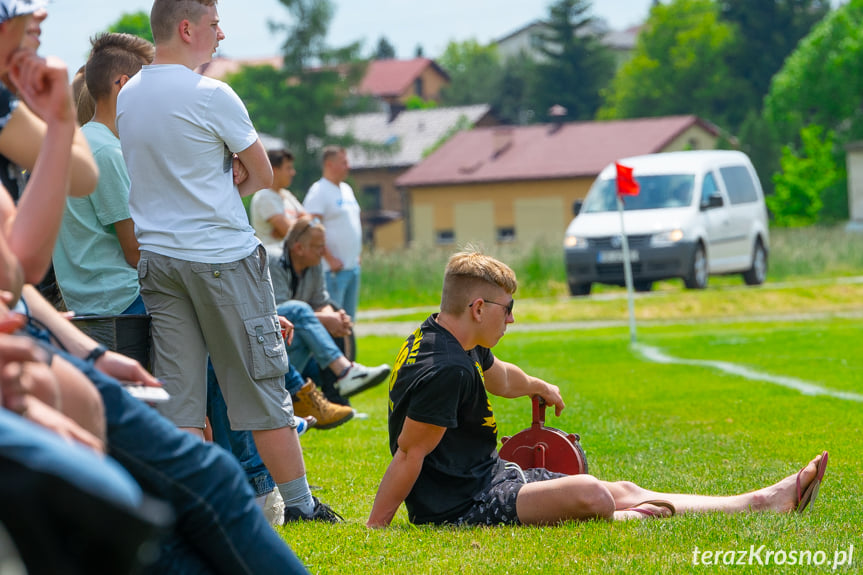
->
[[615, 162, 640, 196]]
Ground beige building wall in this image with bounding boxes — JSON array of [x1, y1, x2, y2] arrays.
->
[[408, 178, 593, 248], [845, 142, 863, 224], [372, 219, 406, 252]]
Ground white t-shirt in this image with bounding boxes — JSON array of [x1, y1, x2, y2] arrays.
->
[[250, 188, 305, 258], [303, 178, 362, 270], [117, 64, 259, 263]]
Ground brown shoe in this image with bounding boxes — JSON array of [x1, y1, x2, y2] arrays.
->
[[292, 380, 354, 429]]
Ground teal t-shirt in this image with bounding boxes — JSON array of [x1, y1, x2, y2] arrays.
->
[[53, 122, 140, 315]]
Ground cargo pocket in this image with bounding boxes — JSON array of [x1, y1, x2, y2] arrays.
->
[[244, 314, 289, 379]]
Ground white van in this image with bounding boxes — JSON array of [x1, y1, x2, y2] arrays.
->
[[563, 150, 769, 296]]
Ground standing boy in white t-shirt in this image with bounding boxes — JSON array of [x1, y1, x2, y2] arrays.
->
[[250, 148, 305, 258], [116, 0, 339, 523]]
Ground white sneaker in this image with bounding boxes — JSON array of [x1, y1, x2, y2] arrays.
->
[[255, 488, 285, 527], [336, 363, 391, 398]]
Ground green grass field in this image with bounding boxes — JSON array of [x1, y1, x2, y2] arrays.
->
[[280, 310, 862, 573]]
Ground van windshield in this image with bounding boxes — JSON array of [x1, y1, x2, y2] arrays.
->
[[582, 174, 695, 213]]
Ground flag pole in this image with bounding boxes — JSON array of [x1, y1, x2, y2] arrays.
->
[[616, 195, 637, 343]]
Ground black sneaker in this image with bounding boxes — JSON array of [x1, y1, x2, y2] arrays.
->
[[284, 496, 344, 523]]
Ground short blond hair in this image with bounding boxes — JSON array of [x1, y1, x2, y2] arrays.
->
[[150, 0, 216, 44], [284, 214, 326, 253], [440, 250, 517, 314]]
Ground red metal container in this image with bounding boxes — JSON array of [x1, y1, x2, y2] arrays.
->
[[499, 395, 588, 475]]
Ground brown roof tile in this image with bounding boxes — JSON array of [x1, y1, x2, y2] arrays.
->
[[396, 115, 719, 187]]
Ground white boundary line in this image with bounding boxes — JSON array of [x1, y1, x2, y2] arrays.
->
[[634, 343, 863, 403]]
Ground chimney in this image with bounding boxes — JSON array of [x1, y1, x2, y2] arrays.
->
[[492, 127, 514, 159], [548, 104, 567, 134]]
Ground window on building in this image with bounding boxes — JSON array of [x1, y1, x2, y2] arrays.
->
[[497, 227, 516, 243], [436, 230, 455, 245], [360, 185, 382, 211], [414, 77, 424, 99]]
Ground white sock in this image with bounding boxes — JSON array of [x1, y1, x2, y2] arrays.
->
[[278, 476, 314, 515]]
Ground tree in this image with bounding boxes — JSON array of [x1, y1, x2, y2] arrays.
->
[[107, 10, 153, 43], [438, 40, 502, 106], [227, 0, 367, 193], [718, 0, 829, 126], [531, 0, 615, 121], [769, 125, 843, 226], [373, 36, 396, 60], [599, 0, 738, 127]]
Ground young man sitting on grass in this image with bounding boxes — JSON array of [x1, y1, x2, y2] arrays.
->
[[367, 249, 829, 527]]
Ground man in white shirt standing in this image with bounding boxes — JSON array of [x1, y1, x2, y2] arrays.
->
[[117, 0, 339, 523], [303, 145, 362, 323], [250, 148, 305, 259]]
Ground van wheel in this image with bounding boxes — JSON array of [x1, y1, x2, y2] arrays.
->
[[633, 281, 653, 292], [568, 282, 592, 297], [683, 244, 708, 289], [743, 240, 767, 286]]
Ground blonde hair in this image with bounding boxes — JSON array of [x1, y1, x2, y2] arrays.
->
[[440, 249, 517, 314], [150, 0, 216, 44], [284, 214, 325, 253]]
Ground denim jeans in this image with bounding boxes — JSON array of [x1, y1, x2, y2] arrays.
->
[[325, 266, 360, 322], [277, 300, 343, 379], [206, 358, 306, 499], [61, 351, 308, 575], [206, 360, 274, 498], [0, 407, 141, 508]]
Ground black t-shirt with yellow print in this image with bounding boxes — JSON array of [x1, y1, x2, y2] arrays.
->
[[388, 314, 499, 525]]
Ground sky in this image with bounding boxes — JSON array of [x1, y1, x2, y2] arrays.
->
[[40, 0, 655, 75]]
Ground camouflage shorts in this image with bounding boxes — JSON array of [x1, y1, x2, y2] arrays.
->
[[454, 463, 567, 526]]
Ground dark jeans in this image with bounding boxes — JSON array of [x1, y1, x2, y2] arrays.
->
[[206, 359, 307, 497], [61, 351, 309, 575]]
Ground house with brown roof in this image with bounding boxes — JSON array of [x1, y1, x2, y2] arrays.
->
[[396, 115, 721, 248], [358, 58, 450, 106], [327, 104, 498, 250]]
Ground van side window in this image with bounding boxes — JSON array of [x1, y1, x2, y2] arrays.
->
[[701, 172, 720, 208], [719, 166, 759, 205]]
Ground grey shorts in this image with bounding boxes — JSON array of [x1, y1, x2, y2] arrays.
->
[[454, 462, 567, 526], [138, 246, 294, 430]]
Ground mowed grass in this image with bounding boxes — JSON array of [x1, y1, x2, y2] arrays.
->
[[280, 318, 862, 574]]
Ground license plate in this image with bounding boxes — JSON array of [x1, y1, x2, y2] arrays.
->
[[597, 250, 640, 263]]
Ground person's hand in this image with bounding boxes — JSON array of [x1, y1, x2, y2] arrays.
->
[[94, 350, 160, 387], [278, 316, 294, 346], [232, 155, 249, 186], [8, 52, 73, 126], [19, 394, 105, 453], [317, 310, 351, 338], [536, 382, 565, 417], [326, 254, 344, 273]]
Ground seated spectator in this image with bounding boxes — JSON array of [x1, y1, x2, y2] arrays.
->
[[0, 3, 311, 571], [366, 250, 829, 527], [272, 215, 390, 406], [250, 148, 305, 259], [53, 32, 153, 317]]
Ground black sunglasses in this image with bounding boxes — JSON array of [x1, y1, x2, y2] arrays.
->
[[469, 298, 514, 315]]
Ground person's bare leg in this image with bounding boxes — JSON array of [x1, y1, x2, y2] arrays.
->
[[602, 453, 826, 514], [516, 474, 615, 525], [49, 356, 106, 441], [327, 356, 350, 377], [252, 427, 305, 483]]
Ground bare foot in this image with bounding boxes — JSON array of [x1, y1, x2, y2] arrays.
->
[[614, 500, 675, 521], [750, 453, 826, 513]]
